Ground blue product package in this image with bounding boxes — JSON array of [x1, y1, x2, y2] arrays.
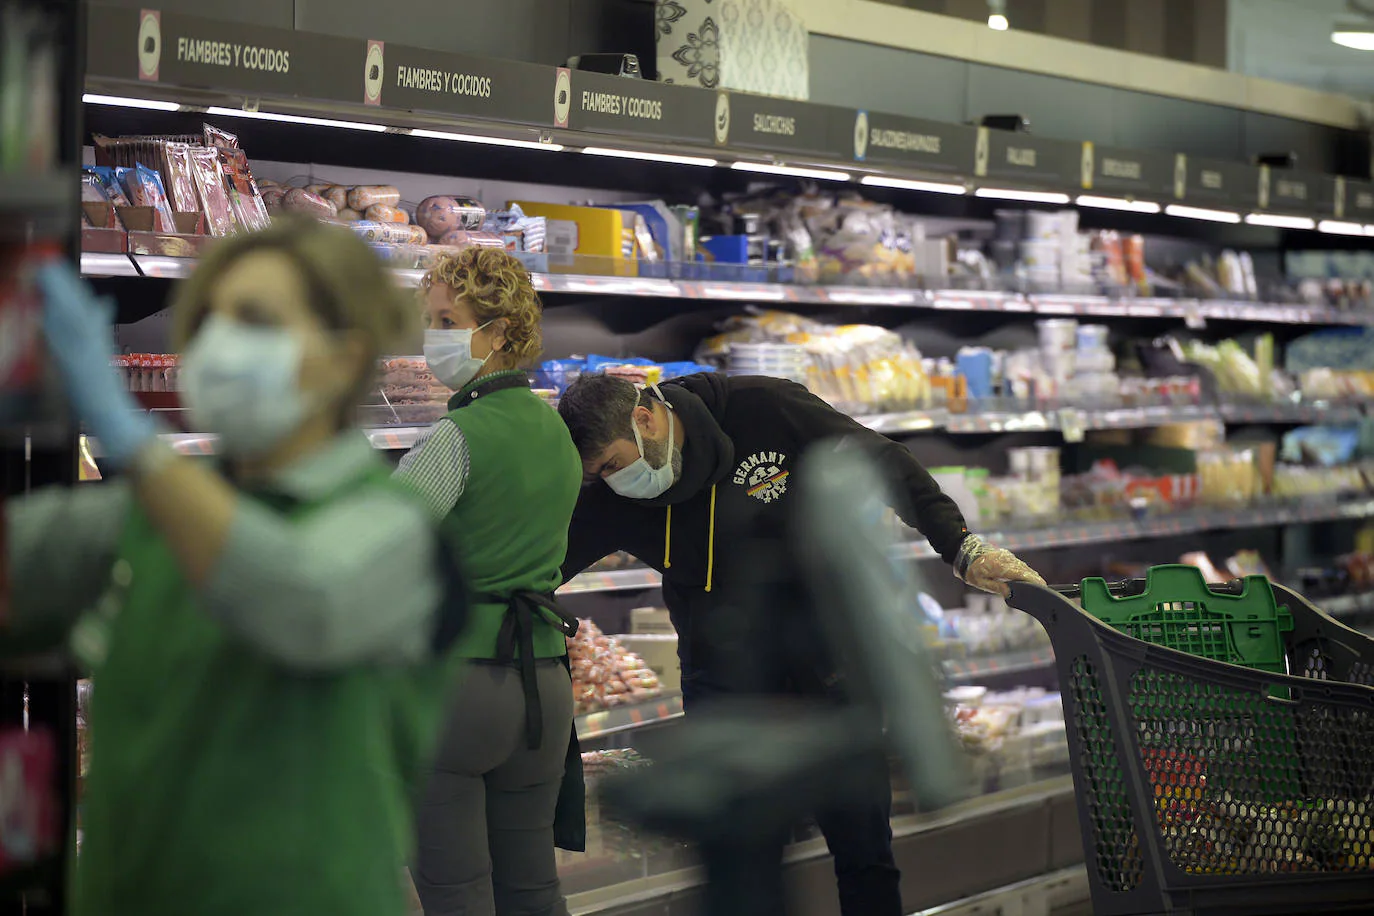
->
[[700, 235, 750, 264], [584, 355, 654, 373], [955, 348, 994, 399]]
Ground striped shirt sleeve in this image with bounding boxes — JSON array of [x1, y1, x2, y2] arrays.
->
[[392, 418, 471, 522]]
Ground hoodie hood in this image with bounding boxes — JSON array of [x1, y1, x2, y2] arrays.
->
[[638, 372, 734, 508]]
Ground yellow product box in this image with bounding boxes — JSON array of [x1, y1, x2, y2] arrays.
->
[[508, 201, 638, 277]]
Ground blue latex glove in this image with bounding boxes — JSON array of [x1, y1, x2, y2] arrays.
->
[[36, 261, 155, 468]]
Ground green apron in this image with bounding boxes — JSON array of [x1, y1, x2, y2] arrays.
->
[[73, 466, 461, 916]]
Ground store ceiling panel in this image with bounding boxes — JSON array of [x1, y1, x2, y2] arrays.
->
[[1229, 0, 1374, 97]]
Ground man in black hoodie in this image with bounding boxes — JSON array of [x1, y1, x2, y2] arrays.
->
[[558, 371, 1043, 916]]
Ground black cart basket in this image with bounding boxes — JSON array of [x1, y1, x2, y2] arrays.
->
[[1008, 567, 1374, 916]]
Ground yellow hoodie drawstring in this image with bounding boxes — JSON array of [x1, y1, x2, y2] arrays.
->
[[662, 485, 716, 592], [663, 505, 672, 570], [705, 485, 717, 592]]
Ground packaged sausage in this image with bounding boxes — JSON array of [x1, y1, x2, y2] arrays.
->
[[282, 188, 339, 221], [323, 186, 350, 212], [188, 147, 237, 236], [261, 186, 288, 214], [335, 207, 363, 222], [122, 163, 178, 233], [347, 185, 401, 211], [402, 225, 429, 246], [437, 229, 505, 249], [346, 220, 416, 246], [416, 195, 485, 237], [305, 183, 334, 198], [364, 204, 409, 224]]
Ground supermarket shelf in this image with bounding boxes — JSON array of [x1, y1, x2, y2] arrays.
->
[[0, 172, 72, 241], [559, 568, 663, 595], [1319, 591, 1374, 618], [576, 692, 683, 742], [942, 649, 1055, 684], [85, 254, 1374, 328], [80, 251, 141, 277], [897, 498, 1374, 559]]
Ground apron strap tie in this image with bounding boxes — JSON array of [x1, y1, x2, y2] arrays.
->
[[495, 591, 579, 750]]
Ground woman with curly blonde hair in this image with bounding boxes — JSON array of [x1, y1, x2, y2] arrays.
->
[[395, 247, 583, 916]]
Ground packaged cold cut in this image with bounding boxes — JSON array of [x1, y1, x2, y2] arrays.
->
[[364, 204, 410, 224], [216, 147, 271, 232], [416, 195, 486, 237], [188, 147, 237, 236], [305, 183, 334, 198], [437, 229, 504, 249], [282, 188, 339, 221], [346, 220, 416, 246], [335, 207, 363, 222], [323, 186, 351, 212], [347, 185, 401, 211], [402, 225, 429, 246], [90, 167, 131, 207], [123, 163, 178, 233], [161, 143, 199, 214]]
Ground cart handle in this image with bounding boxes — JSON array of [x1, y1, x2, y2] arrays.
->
[[1046, 576, 1249, 599]]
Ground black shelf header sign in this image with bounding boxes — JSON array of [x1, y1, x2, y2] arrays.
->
[[367, 43, 555, 126], [722, 92, 843, 159], [88, 6, 363, 105], [566, 70, 716, 144], [974, 128, 1079, 188], [1259, 167, 1337, 216], [1342, 180, 1374, 222], [854, 111, 975, 175], [1080, 143, 1174, 199], [1177, 155, 1261, 210]]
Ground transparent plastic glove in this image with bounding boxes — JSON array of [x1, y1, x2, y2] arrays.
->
[[36, 261, 155, 468], [954, 534, 1046, 598]]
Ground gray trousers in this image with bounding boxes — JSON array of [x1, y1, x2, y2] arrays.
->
[[413, 660, 574, 916]]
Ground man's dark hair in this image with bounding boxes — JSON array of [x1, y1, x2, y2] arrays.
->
[[557, 373, 655, 461]]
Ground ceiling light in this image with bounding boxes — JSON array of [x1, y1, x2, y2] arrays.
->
[[204, 106, 386, 132], [410, 128, 564, 151], [1333, 25, 1374, 50], [975, 187, 1071, 204], [731, 161, 851, 182], [1076, 195, 1162, 214], [988, 13, 1009, 30], [1319, 220, 1367, 235], [1164, 204, 1242, 224], [82, 93, 180, 111], [1244, 213, 1316, 230], [861, 175, 967, 195], [583, 147, 717, 167]]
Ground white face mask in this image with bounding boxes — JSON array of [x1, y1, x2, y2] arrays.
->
[[179, 315, 312, 459], [605, 407, 677, 500], [424, 323, 493, 391]]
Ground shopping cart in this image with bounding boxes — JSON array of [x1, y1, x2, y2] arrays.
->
[[1008, 566, 1374, 916]]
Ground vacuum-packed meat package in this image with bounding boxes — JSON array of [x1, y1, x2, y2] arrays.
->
[[160, 142, 199, 213], [416, 195, 485, 237], [348, 185, 401, 211], [364, 204, 409, 224], [122, 163, 177, 233], [281, 188, 338, 221], [188, 147, 237, 236]]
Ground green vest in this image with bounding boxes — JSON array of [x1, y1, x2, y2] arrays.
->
[[74, 465, 446, 916], [442, 375, 582, 660]]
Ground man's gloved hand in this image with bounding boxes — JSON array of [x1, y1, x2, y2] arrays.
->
[[36, 260, 155, 468], [954, 534, 1046, 598]]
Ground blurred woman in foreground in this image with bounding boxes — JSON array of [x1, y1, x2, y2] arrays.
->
[[5, 220, 466, 916]]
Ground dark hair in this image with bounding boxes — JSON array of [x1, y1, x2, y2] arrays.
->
[[557, 373, 655, 460]]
